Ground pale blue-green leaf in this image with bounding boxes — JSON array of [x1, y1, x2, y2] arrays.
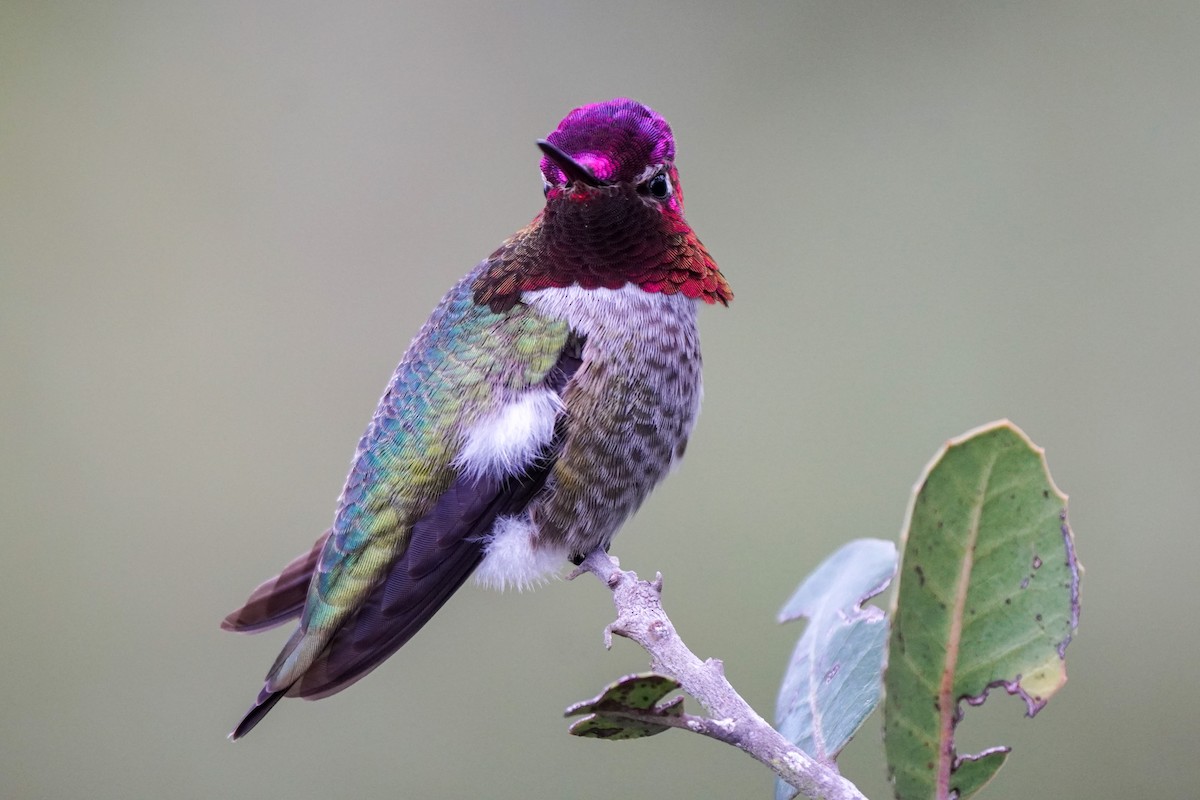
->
[[774, 539, 897, 800]]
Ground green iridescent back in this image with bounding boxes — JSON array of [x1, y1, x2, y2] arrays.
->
[[267, 269, 569, 690]]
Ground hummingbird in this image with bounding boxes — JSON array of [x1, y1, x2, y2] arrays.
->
[[222, 98, 732, 739]]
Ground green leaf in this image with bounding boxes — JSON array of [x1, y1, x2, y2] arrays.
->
[[774, 539, 897, 800], [565, 672, 684, 740], [884, 420, 1082, 800]]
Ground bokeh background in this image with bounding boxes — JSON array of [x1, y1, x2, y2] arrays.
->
[[4, 2, 1197, 798]]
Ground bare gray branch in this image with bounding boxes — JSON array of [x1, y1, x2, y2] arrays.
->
[[572, 550, 868, 800]]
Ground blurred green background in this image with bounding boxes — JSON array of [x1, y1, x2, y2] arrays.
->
[[4, 2, 1197, 798]]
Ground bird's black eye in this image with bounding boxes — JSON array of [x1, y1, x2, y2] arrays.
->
[[646, 172, 671, 200]]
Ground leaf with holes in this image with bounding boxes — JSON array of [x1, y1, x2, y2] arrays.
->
[[774, 538, 897, 800], [565, 672, 684, 740], [884, 420, 1082, 800]]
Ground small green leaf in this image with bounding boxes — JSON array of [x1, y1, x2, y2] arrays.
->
[[951, 748, 1009, 799], [565, 673, 684, 740], [884, 421, 1082, 800], [774, 539, 897, 800]]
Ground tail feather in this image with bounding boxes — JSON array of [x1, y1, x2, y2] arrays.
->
[[226, 534, 484, 737], [222, 532, 329, 633], [229, 687, 288, 740]]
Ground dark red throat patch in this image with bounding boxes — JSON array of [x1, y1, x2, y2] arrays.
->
[[472, 186, 731, 312]]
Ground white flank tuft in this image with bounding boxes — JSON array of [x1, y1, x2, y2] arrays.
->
[[474, 516, 569, 591], [455, 389, 561, 480]]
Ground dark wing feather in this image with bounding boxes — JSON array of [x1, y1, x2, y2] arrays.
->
[[290, 336, 583, 699], [228, 344, 582, 738], [230, 466, 551, 738], [288, 463, 552, 700]]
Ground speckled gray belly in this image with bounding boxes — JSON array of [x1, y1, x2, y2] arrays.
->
[[525, 284, 703, 557]]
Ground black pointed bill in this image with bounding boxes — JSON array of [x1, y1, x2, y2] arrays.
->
[[537, 139, 609, 188]]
